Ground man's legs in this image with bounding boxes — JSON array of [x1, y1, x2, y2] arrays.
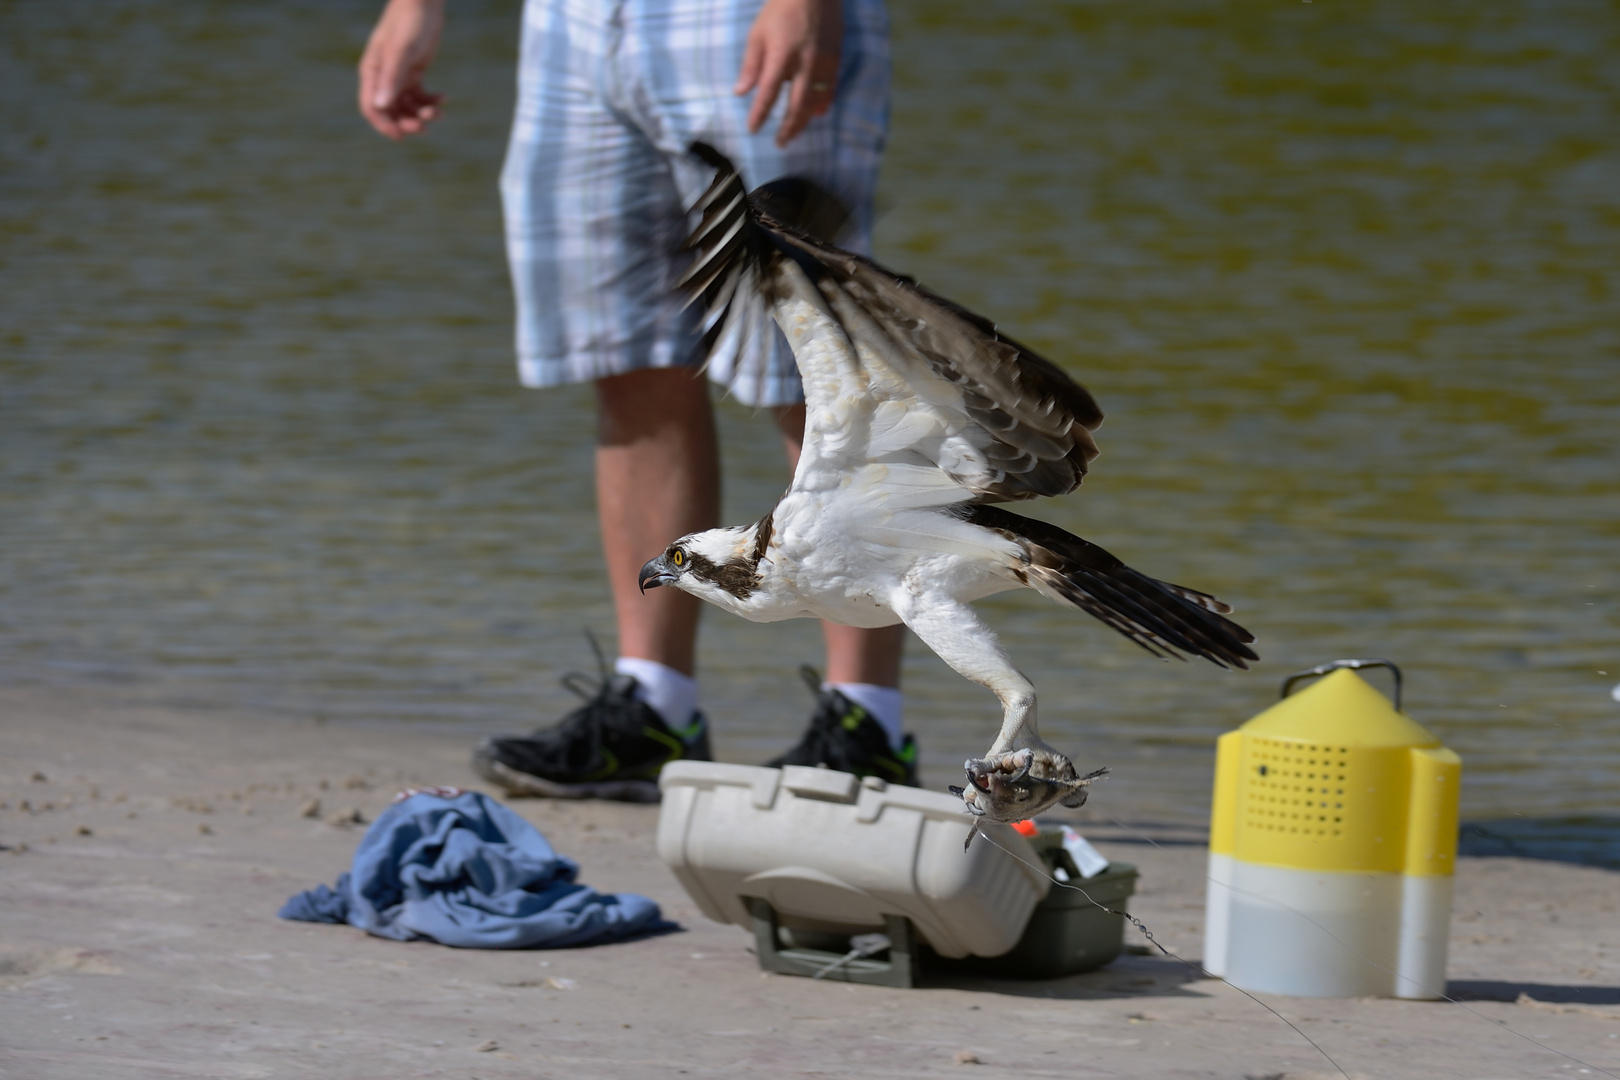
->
[[596, 367, 719, 678], [823, 623, 905, 687], [470, 366, 718, 800]]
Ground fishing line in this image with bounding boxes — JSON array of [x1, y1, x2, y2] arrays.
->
[[979, 831, 1352, 1080], [1106, 814, 1162, 847], [1089, 817, 1617, 1079]]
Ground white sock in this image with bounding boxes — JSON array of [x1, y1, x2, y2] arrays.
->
[[614, 657, 700, 737], [827, 681, 905, 751]]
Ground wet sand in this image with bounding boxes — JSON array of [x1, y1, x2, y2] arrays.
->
[[2, 686, 1617, 1080]]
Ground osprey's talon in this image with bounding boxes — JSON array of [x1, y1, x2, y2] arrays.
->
[[1003, 750, 1033, 785], [956, 748, 1108, 826]]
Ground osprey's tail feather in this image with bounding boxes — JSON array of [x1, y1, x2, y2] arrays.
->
[[960, 504, 1259, 670]]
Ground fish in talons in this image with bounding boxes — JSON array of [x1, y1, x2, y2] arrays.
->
[[954, 757, 1110, 852]]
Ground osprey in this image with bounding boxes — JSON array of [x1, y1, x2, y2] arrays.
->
[[640, 145, 1257, 836]]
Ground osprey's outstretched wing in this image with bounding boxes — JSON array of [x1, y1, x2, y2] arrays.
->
[[677, 146, 1256, 673], [680, 144, 1103, 506]]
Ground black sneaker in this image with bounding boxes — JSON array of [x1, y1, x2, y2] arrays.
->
[[472, 660, 711, 803], [765, 666, 919, 787]]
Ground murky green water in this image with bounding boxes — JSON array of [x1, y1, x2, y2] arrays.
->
[[3, 1, 1616, 823]]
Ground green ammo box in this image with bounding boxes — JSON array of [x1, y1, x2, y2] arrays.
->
[[929, 831, 1138, 980]]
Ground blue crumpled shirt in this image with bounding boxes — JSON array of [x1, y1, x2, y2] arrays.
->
[[278, 790, 668, 948]]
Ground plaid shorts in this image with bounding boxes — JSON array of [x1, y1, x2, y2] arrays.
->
[[500, 0, 890, 407]]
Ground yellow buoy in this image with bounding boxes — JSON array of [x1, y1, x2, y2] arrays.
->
[[1203, 660, 1460, 998]]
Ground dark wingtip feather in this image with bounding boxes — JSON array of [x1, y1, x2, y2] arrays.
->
[[749, 177, 850, 244], [689, 141, 730, 171], [961, 504, 1259, 670]]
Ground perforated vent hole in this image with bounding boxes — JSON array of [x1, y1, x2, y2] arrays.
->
[[1243, 737, 1351, 838]]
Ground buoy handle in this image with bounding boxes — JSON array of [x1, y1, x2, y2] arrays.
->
[[1280, 658, 1403, 711]]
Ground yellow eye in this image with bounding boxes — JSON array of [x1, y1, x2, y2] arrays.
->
[[671, 549, 685, 567]]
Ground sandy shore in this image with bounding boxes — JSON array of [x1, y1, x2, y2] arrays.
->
[[2, 685, 1616, 1080]]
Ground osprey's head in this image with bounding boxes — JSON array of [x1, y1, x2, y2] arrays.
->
[[637, 524, 767, 606]]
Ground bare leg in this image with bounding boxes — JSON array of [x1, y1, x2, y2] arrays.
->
[[596, 367, 720, 676], [775, 404, 905, 687]]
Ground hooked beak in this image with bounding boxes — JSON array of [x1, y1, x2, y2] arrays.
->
[[638, 554, 676, 594]]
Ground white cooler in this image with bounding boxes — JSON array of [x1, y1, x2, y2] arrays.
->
[[656, 761, 1050, 962]]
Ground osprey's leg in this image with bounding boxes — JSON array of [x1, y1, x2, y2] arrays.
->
[[895, 594, 1107, 828]]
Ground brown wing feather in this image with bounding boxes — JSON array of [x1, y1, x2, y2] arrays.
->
[[766, 225, 1102, 503], [680, 143, 1103, 504]]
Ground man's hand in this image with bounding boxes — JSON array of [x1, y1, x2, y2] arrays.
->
[[359, 0, 448, 140], [735, 0, 843, 148]]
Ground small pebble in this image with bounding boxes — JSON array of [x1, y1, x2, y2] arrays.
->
[[198, 823, 213, 835], [76, 825, 93, 837], [300, 798, 322, 818], [474, 1040, 499, 1053], [31, 771, 47, 782], [954, 1050, 982, 1065]]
